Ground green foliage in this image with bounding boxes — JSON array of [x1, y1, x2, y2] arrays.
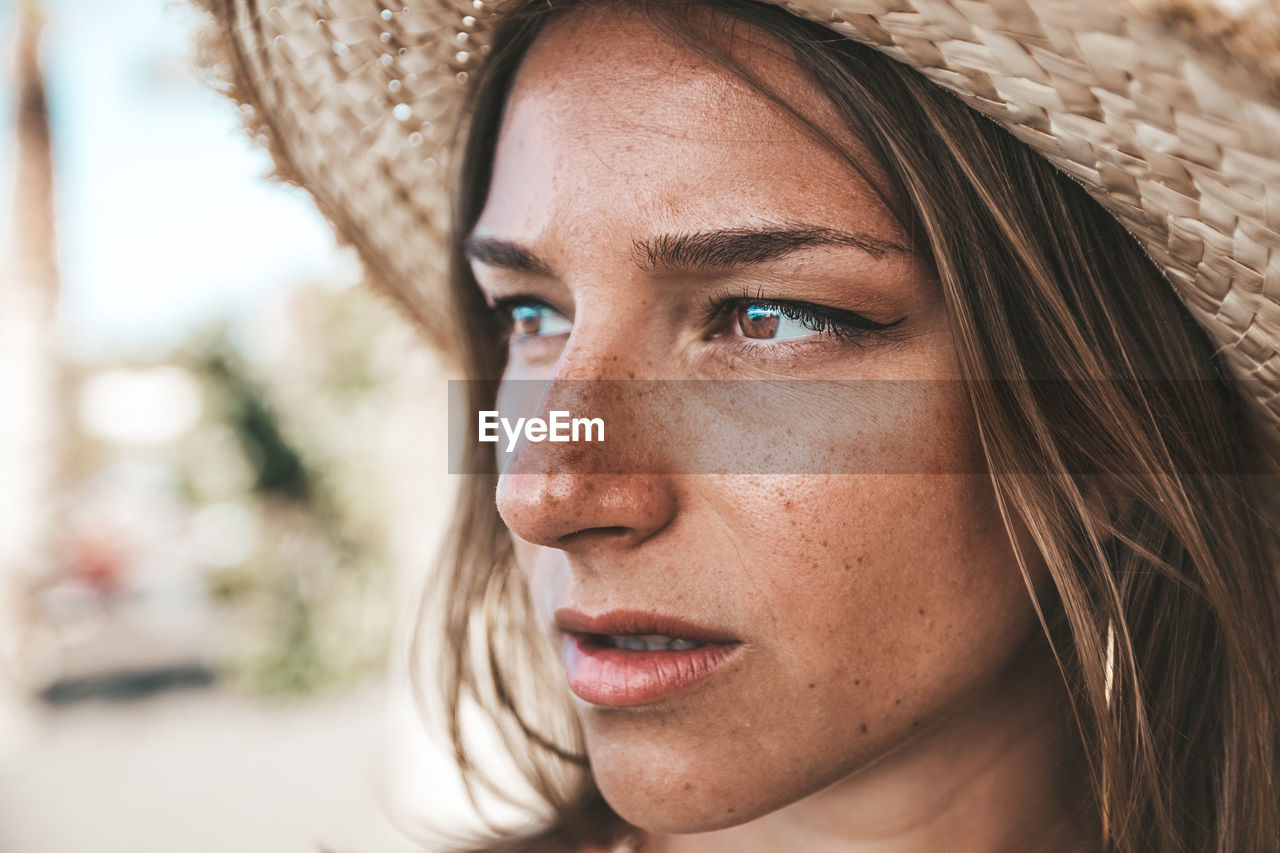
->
[[175, 283, 407, 698], [199, 347, 311, 501]]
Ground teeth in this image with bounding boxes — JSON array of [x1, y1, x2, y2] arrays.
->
[[605, 634, 706, 651]]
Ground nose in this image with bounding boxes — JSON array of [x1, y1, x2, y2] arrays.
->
[[496, 470, 677, 550], [494, 323, 679, 551]]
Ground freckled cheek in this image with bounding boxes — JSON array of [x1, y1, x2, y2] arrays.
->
[[737, 475, 1029, 675]]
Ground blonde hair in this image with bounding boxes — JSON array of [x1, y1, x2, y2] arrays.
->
[[423, 2, 1280, 851]]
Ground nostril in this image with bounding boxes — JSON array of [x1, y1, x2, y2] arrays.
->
[[559, 525, 636, 546]]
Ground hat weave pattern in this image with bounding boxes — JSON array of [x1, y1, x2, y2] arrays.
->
[[199, 0, 1280, 441]]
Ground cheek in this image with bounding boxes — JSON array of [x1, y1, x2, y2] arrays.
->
[[711, 468, 1039, 747], [719, 472, 1037, 780], [720, 388, 1036, 710], [740, 474, 1034, 688]]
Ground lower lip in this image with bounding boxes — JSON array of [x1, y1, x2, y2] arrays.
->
[[563, 635, 741, 707]]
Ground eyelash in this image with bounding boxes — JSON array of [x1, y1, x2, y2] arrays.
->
[[703, 287, 903, 344]]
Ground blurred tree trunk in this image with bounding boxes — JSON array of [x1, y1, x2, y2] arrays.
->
[[0, 0, 62, 716]]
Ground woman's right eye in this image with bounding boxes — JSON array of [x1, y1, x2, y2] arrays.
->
[[493, 299, 572, 339]]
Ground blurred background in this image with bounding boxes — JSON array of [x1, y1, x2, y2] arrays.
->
[[0, 0, 470, 849]]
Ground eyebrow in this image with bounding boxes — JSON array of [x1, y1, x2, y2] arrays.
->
[[634, 225, 906, 273], [463, 236, 553, 276], [462, 224, 905, 276]]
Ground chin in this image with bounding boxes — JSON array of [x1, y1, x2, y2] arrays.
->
[[583, 721, 839, 835], [596, 771, 775, 834]]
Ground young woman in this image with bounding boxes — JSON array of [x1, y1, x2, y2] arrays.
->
[[197, 0, 1280, 850]]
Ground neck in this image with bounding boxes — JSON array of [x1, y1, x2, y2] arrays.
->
[[644, 637, 1098, 853]]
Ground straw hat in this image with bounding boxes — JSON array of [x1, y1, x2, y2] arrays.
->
[[195, 0, 1280, 440]]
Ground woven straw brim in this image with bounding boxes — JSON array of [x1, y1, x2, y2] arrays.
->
[[195, 0, 1280, 442]]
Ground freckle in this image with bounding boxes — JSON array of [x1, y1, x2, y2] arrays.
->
[[912, 720, 920, 728], [843, 563, 851, 571], [820, 539, 828, 548], [783, 499, 793, 509], [856, 556, 864, 564], [859, 723, 868, 734], [894, 698, 901, 705], [854, 679, 860, 685], [808, 682, 815, 689], [918, 607, 926, 616], [727, 808, 736, 814], [683, 782, 692, 791]]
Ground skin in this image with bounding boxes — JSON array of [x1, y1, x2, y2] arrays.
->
[[468, 9, 1095, 852]]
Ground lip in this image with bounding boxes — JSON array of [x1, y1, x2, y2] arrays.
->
[[555, 608, 743, 707]]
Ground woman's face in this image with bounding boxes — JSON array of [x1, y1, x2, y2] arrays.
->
[[468, 9, 1045, 834]]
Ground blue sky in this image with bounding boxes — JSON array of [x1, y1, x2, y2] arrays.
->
[[0, 0, 358, 359]]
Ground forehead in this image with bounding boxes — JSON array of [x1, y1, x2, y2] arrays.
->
[[476, 6, 903, 254], [510, 7, 835, 137]]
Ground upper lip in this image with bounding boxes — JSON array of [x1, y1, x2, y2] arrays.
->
[[554, 608, 740, 644]]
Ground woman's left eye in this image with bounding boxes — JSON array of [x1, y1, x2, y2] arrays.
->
[[719, 299, 901, 344]]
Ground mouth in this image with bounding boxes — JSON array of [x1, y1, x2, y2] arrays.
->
[[592, 634, 709, 652], [555, 608, 743, 707]]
